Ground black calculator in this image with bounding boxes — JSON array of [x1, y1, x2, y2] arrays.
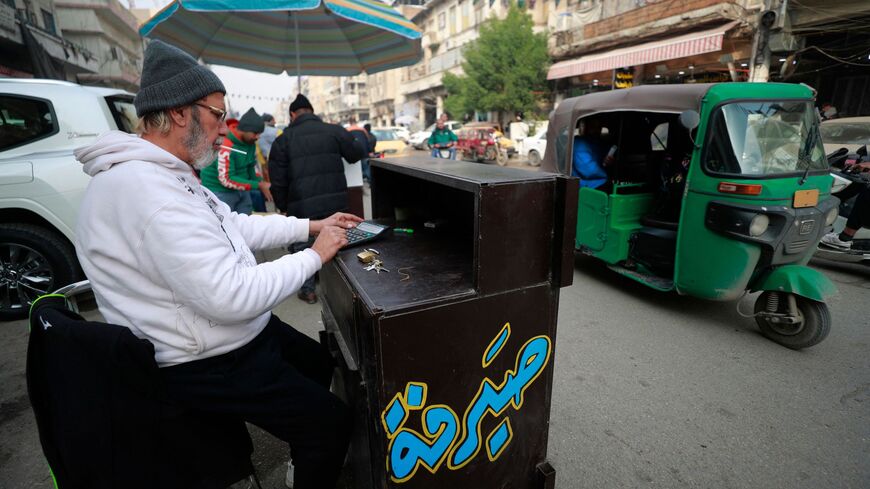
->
[[344, 221, 389, 248]]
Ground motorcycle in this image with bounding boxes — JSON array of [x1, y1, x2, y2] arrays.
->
[[430, 143, 456, 159], [815, 146, 870, 265]]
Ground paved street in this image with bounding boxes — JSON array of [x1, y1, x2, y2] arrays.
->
[[1, 166, 867, 488]]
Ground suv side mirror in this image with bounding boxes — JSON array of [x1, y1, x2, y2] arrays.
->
[[679, 110, 700, 131]]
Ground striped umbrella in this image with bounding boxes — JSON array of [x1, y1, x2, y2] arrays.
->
[[140, 0, 423, 88]]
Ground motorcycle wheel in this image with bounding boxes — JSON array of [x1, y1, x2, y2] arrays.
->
[[754, 292, 830, 350], [496, 148, 508, 166], [484, 147, 497, 163]]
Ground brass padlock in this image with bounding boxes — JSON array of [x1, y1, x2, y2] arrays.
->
[[357, 250, 378, 264]]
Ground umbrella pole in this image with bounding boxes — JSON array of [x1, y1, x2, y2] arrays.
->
[[294, 13, 301, 95]]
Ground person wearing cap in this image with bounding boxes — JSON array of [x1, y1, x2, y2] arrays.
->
[[268, 93, 367, 305], [73, 40, 357, 489], [199, 107, 270, 215]]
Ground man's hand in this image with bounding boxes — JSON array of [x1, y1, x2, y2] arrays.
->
[[846, 161, 870, 172], [311, 225, 349, 263], [310, 212, 363, 235], [258, 180, 273, 202]]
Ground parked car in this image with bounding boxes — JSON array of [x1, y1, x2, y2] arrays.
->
[[409, 120, 463, 149], [457, 123, 511, 166], [820, 117, 870, 154], [518, 127, 548, 167], [0, 79, 136, 319], [379, 125, 410, 143], [371, 128, 408, 155]]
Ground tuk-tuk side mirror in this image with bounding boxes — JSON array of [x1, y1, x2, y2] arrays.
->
[[679, 110, 701, 131]]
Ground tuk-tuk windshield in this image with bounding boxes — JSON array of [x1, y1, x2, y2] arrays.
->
[[705, 101, 827, 176]]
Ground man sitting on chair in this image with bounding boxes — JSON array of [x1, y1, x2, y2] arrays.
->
[[74, 40, 358, 489]]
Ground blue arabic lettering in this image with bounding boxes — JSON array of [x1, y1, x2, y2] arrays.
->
[[448, 335, 551, 469], [382, 329, 551, 482]]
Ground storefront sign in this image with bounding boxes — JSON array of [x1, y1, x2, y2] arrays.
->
[[615, 68, 633, 89]]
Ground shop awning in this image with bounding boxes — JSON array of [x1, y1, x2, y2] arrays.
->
[[547, 21, 739, 80]]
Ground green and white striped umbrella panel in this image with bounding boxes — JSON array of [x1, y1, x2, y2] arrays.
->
[[140, 0, 423, 76]]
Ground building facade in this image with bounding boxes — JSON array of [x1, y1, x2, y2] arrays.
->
[[547, 0, 763, 101], [0, 0, 98, 80], [55, 0, 143, 91], [774, 0, 870, 117], [399, 0, 548, 129], [305, 74, 368, 124]]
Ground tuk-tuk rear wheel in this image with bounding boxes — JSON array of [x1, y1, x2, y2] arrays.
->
[[754, 292, 831, 350]]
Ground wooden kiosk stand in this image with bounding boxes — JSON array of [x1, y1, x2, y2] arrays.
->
[[321, 156, 577, 489]]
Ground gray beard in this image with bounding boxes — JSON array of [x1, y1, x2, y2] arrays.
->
[[191, 146, 218, 170], [184, 108, 220, 170]]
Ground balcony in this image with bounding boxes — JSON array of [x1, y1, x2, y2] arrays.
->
[[56, 0, 140, 38], [0, 2, 21, 44]]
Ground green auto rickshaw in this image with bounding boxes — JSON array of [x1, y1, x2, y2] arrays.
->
[[542, 83, 838, 349]]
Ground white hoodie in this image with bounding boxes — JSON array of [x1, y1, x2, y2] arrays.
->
[[75, 131, 322, 366]]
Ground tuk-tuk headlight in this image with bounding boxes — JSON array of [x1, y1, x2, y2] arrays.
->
[[749, 214, 770, 237], [824, 206, 838, 226]]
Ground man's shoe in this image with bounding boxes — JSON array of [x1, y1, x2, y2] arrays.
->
[[284, 461, 294, 489], [297, 291, 318, 304], [821, 232, 853, 250]]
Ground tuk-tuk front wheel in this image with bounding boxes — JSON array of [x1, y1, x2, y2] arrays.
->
[[753, 292, 830, 350]]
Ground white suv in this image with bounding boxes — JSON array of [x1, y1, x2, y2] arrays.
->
[[0, 79, 136, 319]]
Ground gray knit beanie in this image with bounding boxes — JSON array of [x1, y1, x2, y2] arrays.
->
[[134, 40, 226, 117], [237, 108, 265, 133]]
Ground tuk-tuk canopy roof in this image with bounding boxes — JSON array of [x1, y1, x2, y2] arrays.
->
[[543, 84, 714, 173], [541, 82, 817, 174]]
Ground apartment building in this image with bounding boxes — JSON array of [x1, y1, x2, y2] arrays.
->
[[55, 0, 143, 91], [306, 74, 368, 124], [0, 0, 98, 79], [399, 0, 549, 129]]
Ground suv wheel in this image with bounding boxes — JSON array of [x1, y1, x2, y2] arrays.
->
[[0, 224, 80, 320]]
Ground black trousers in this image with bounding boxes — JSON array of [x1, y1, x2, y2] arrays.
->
[[837, 183, 870, 231], [160, 315, 351, 489]]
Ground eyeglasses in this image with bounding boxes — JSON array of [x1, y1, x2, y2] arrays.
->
[[193, 102, 227, 123]]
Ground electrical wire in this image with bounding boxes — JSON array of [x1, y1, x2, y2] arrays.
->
[[797, 45, 870, 66], [790, 0, 870, 27]]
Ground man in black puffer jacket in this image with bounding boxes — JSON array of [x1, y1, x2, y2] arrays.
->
[[269, 94, 366, 304]]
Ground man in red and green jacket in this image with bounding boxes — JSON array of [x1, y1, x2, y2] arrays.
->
[[200, 108, 270, 214]]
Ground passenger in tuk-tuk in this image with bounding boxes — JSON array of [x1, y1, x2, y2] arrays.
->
[[572, 117, 615, 192]]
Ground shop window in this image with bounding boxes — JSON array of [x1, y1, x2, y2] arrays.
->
[[0, 95, 58, 151]]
